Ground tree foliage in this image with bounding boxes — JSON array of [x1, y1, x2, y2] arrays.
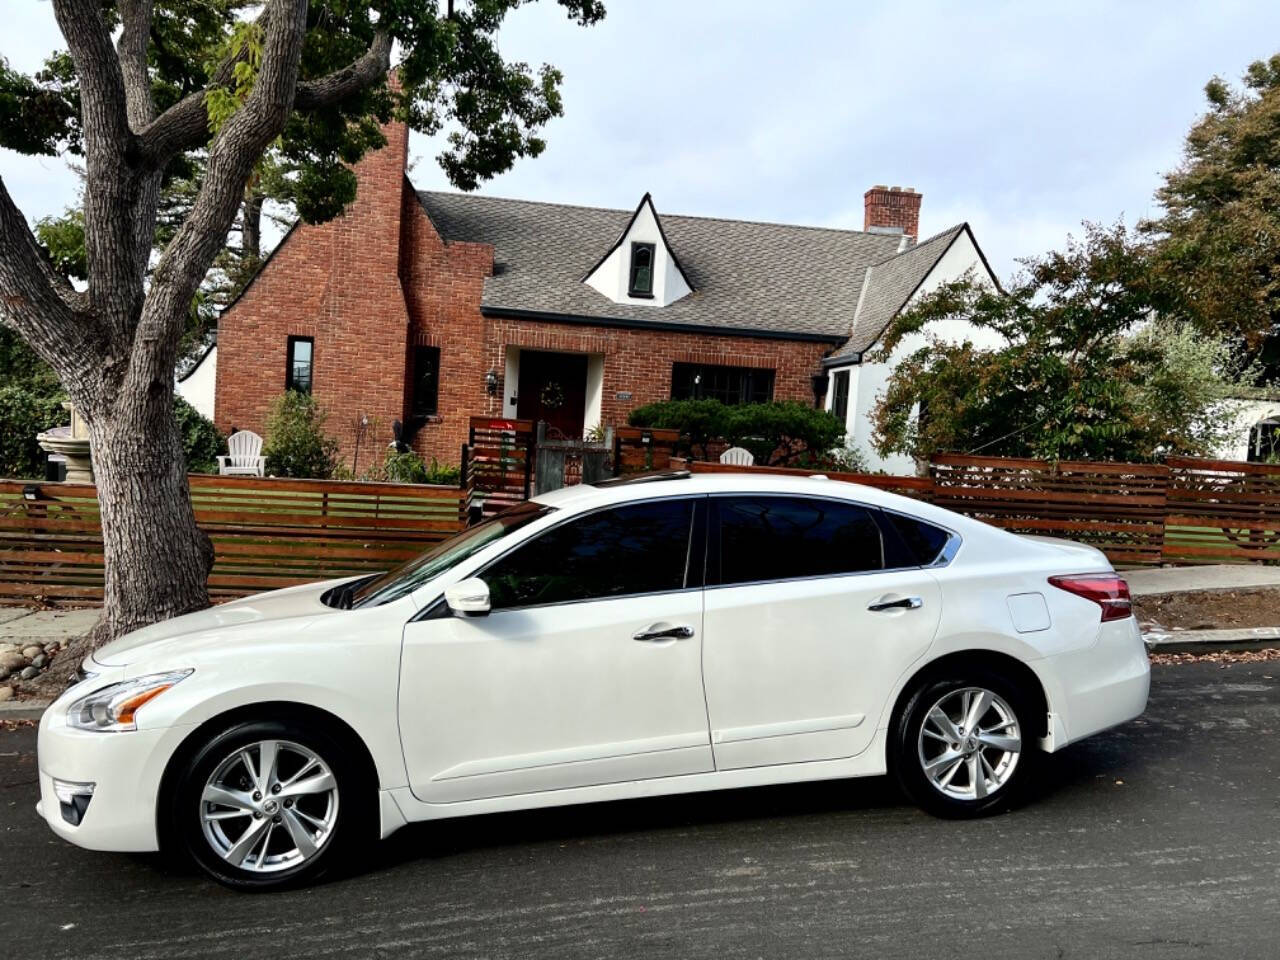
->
[[869, 224, 1244, 463], [173, 395, 224, 474], [628, 399, 846, 466], [1144, 54, 1280, 352]]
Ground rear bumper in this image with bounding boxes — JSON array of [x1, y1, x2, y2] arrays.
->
[[1036, 617, 1150, 750]]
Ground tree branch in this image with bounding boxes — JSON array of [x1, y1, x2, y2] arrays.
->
[[0, 174, 100, 387], [294, 31, 393, 110], [116, 0, 156, 129], [138, 27, 392, 167], [130, 0, 309, 392], [51, 0, 132, 157]]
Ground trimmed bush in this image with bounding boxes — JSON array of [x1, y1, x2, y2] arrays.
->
[[262, 391, 339, 479], [174, 396, 224, 474], [628, 399, 845, 466]]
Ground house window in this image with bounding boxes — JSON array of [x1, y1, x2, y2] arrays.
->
[[629, 242, 655, 298], [831, 370, 850, 423], [286, 336, 313, 393], [671, 362, 775, 405], [411, 345, 441, 417]]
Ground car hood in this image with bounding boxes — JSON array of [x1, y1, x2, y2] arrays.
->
[[91, 576, 355, 667]]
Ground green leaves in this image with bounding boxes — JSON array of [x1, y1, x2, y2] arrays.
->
[[262, 391, 340, 479], [871, 224, 1243, 464]]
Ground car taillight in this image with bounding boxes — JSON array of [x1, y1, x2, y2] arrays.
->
[[1048, 573, 1132, 621]]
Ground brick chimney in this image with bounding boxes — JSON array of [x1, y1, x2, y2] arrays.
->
[[864, 185, 922, 241]]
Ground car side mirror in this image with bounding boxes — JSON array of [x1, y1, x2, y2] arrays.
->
[[444, 578, 491, 617]]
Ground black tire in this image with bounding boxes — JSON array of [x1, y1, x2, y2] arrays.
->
[[891, 666, 1040, 819], [168, 718, 372, 891]]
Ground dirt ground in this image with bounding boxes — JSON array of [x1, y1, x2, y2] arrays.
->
[[1134, 586, 1280, 630]]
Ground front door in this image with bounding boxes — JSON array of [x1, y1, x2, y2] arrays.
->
[[701, 495, 942, 770], [399, 496, 711, 803], [516, 350, 588, 438]]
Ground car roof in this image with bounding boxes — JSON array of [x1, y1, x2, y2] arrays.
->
[[532, 471, 923, 514]]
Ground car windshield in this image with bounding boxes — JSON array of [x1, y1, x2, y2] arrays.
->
[[350, 501, 554, 608]]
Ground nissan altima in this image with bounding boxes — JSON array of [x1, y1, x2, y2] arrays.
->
[[36, 471, 1149, 889]]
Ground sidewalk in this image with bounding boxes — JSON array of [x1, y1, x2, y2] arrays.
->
[[0, 608, 99, 642], [1125, 564, 1280, 597]]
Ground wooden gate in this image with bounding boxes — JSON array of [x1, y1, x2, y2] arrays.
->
[[533, 423, 610, 495]]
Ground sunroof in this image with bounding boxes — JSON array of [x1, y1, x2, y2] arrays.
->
[[591, 469, 692, 488]]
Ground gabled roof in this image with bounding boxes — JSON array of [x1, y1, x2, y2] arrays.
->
[[580, 192, 695, 294], [826, 223, 993, 363], [417, 191, 909, 342]]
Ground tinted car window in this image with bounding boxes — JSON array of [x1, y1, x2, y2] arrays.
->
[[715, 496, 883, 586], [884, 512, 953, 566], [482, 499, 695, 609]]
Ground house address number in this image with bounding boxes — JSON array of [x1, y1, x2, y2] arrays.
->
[[615, 391, 633, 400]]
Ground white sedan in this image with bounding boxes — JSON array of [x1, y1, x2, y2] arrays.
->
[[36, 472, 1150, 889]]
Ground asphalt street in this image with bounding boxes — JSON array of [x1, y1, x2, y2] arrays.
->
[[2, 659, 1278, 960]]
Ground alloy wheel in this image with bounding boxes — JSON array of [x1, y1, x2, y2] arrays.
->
[[917, 687, 1021, 801], [199, 739, 340, 873]]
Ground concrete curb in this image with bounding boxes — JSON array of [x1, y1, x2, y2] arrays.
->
[[0, 700, 51, 721], [1144, 626, 1280, 654]]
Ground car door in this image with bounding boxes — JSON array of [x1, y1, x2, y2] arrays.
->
[[701, 494, 943, 771], [398, 496, 712, 803]]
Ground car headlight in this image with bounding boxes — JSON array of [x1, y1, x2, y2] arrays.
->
[[66, 670, 193, 732]]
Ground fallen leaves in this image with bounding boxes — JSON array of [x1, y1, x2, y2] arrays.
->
[[1149, 647, 1280, 667]]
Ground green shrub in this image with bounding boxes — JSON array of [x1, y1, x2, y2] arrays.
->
[[262, 391, 339, 478], [628, 399, 845, 466], [0, 384, 67, 479], [174, 396, 223, 474], [384, 449, 461, 485]]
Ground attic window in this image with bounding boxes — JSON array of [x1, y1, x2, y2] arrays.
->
[[628, 242, 655, 298]]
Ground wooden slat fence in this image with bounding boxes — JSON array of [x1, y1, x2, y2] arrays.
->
[[1164, 457, 1280, 564], [0, 475, 464, 602], [613, 427, 681, 474], [683, 454, 1280, 568], [461, 416, 534, 519], [929, 455, 1169, 566]]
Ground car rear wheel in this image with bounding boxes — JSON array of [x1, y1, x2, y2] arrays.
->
[[171, 719, 369, 890], [892, 669, 1038, 818]]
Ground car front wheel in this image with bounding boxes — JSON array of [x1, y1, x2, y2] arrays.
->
[[171, 719, 367, 890], [892, 669, 1038, 818]]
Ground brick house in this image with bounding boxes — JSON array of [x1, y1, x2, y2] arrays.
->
[[214, 115, 998, 473]]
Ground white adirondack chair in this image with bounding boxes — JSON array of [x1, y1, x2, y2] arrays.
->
[[218, 430, 266, 477], [719, 446, 755, 466]]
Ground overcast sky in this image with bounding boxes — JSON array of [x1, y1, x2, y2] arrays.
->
[[5, 0, 1280, 277]]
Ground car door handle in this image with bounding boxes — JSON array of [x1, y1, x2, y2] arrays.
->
[[632, 623, 695, 642], [867, 596, 923, 612]]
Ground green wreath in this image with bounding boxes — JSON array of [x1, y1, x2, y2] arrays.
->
[[540, 380, 565, 410]]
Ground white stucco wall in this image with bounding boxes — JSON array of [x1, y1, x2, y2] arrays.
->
[[1213, 398, 1280, 462], [826, 230, 1000, 475], [176, 346, 217, 420], [583, 197, 692, 308], [585, 354, 605, 433]]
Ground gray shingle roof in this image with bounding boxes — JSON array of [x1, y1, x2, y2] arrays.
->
[[416, 190, 969, 348], [827, 225, 969, 362]]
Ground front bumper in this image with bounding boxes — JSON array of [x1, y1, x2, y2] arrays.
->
[[36, 693, 194, 853], [1036, 616, 1150, 750]]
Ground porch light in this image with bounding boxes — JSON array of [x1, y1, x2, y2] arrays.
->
[[485, 369, 498, 396]]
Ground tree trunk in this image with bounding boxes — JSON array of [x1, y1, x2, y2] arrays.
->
[[91, 399, 214, 640], [32, 386, 213, 694], [242, 187, 263, 261]]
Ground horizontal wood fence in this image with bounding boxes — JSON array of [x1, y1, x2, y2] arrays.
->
[[0, 475, 464, 602], [679, 454, 1280, 568]]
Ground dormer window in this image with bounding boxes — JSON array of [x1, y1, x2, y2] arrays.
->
[[628, 242, 655, 298]]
